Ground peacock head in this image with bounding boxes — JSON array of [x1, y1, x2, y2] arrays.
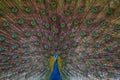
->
[[54, 53, 58, 61]]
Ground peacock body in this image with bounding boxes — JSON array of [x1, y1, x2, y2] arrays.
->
[[0, 0, 120, 80]]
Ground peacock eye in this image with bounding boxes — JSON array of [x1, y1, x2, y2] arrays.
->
[[73, 20, 79, 25], [48, 36, 53, 41], [114, 63, 119, 68], [3, 21, 9, 27], [12, 8, 18, 13], [53, 29, 59, 33], [2, 57, 8, 63], [0, 46, 5, 51], [94, 71, 99, 77], [107, 47, 113, 51], [93, 53, 98, 57], [18, 19, 24, 25], [52, 16, 57, 21], [80, 72, 86, 76], [65, 10, 71, 15], [0, 36, 6, 41], [12, 54, 18, 59], [107, 8, 112, 15], [12, 33, 18, 38], [45, 54, 49, 57], [87, 19, 92, 25], [108, 72, 113, 76], [0, 10, 3, 15], [44, 45, 49, 49], [80, 32, 86, 37], [37, 32, 43, 37], [51, 2, 57, 8], [69, 33, 75, 37], [83, 43, 88, 47], [26, 7, 31, 13], [25, 32, 31, 37], [61, 54, 66, 58], [99, 63, 104, 68], [93, 32, 98, 37], [70, 51, 76, 56], [34, 51, 40, 55], [44, 61, 49, 66], [12, 44, 18, 49], [66, 0, 71, 3], [72, 43, 77, 47], [54, 42, 58, 47], [27, 58, 32, 62], [77, 57, 83, 62], [104, 55, 110, 60], [23, 43, 29, 48], [60, 23, 65, 28], [44, 23, 50, 29], [38, 0, 43, 3], [90, 61, 94, 65], [92, 8, 97, 13], [24, 50, 30, 55], [79, 8, 84, 12], [114, 24, 119, 30], [105, 35, 110, 40], [95, 43, 100, 47], [40, 10, 46, 15], [63, 45, 67, 50], [60, 37, 64, 42], [100, 21, 106, 26], [31, 21, 36, 26], [34, 42, 40, 46]]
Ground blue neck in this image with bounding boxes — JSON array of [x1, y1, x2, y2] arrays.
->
[[50, 60, 62, 80]]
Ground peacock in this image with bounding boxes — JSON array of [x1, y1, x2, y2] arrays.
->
[[0, 0, 120, 80]]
